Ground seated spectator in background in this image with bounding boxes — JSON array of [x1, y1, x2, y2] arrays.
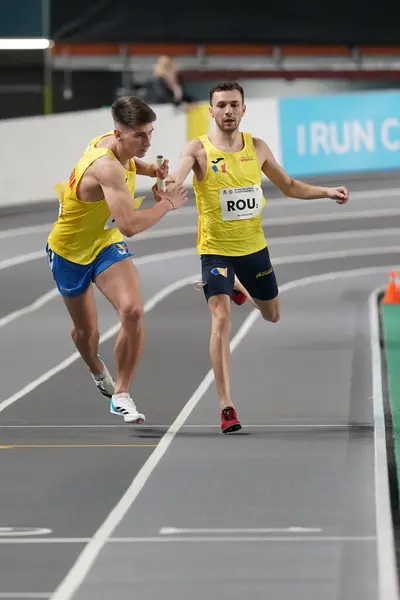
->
[[147, 55, 196, 107]]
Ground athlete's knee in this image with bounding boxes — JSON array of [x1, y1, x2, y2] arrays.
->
[[265, 310, 280, 323], [257, 299, 280, 323], [71, 324, 99, 343], [262, 306, 280, 323], [118, 301, 144, 328], [210, 303, 231, 335]]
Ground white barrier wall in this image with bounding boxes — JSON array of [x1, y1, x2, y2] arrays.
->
[[0, 98, 280, 209], [1, 88, 400, 210]]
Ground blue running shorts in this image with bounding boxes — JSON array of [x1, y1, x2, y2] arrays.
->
[[46, 242, 132, 297]]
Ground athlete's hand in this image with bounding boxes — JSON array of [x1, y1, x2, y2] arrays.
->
[[151, 181, 188, 209], [326, 186, 349, 204], [152, 158, 169, 181], [154, 181, 188, 210]]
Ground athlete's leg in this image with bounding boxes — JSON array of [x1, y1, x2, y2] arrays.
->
[[64, 290, 115, 398], [63, 286, 104, 374], [94, 257, 144, 395], [233, 247, 280, 322], [253, 296, 280, 323], [46, 244, 104, 376], [201, 256, 242, 433], [233, 275, 258, 308], [208, 294, 233, 409]]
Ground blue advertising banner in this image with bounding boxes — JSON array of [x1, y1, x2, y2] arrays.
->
[[279, 90, 400, 176]]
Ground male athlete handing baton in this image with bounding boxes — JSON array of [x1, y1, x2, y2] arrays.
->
[[46, 96, 187, 424]]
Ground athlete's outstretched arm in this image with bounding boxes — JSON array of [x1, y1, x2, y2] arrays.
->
[[254, 138, 349, 204], [94, 157, 187, 237], [167, 139, 199, 185]]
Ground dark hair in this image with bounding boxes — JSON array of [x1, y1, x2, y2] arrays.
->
[[209, 82, 244, 104], [111, 96, 156, 128]]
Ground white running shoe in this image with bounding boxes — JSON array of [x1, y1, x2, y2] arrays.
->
[[91, 357, 115, 399], [110, 393, 145, 424], [192, 279, 206, 291]]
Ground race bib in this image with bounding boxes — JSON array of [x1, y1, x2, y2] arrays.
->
[[220, 185, 263, 221]]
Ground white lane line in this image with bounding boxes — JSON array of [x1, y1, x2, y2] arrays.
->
[[0, 539, 89, 544], [0, 250, 44, 271], [278, 245, 400, 264], [0, 289, 59, 329], [369, 287, 400, 600], [1, 225, 400, 274], [0, 186, 398, 241], [2, 234, 400, 275], [0, 595, 51, 599], [48, 264, 396, 600], [134, 208, 400, 240], [0, 256, 395, 415], [0, 527, 52, 536], [263, 208, 400, 226], [48, 309, 261, 600], [0, 274, 196, 415], [135, 244, 400, 269], [168, 187, 400, 214], [1, 244, 399, 337], [270, 227, 400, 246], [1, 203, 400, 247], [159, 526, 322, 534], [0, 536, 376, 545], [0, 224, 52, 240], [0, 249, 196, 331], [137, 245, 400, 271]]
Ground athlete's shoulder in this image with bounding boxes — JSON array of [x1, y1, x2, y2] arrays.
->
[[84, 131, 114, 153], [251, 136, 272, 159], [88, 154, 124, 184], [190, 137, 207, 152], [181, 137, 206, 158], [251, 136, 268, 149]]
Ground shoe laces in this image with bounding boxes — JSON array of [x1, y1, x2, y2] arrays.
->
[[222, 406, 235, 421], [116, 394, 138, 411]]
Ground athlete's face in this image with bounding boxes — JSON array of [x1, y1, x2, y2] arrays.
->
[[210, 90, 246, 132], [114, 122, 154, 158]]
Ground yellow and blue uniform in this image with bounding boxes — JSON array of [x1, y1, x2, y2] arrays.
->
[[46, 132, 143, 297], [193, 133, 278, 301]]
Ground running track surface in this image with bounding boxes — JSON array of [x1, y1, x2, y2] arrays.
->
[[0, 171, 399, 600]]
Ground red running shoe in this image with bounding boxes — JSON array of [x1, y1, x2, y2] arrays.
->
[[221, 406, 242, 434], [231, 289, 247, 306]]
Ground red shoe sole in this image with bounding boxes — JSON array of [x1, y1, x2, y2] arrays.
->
[[221, 421, 242, 434]]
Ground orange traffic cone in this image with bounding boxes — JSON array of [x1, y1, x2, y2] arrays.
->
[[382, 270, 400, 304]]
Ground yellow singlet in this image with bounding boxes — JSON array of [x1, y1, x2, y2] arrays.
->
[[193, 132, 267, 257], [47, 131, 144, 265]]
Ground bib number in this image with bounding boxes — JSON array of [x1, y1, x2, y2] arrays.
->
[[220, 185, 263, 221], [46, 245, 54, 271]]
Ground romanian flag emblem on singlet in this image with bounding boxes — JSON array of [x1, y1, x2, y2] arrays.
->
[[211, 157, 227, 173]]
